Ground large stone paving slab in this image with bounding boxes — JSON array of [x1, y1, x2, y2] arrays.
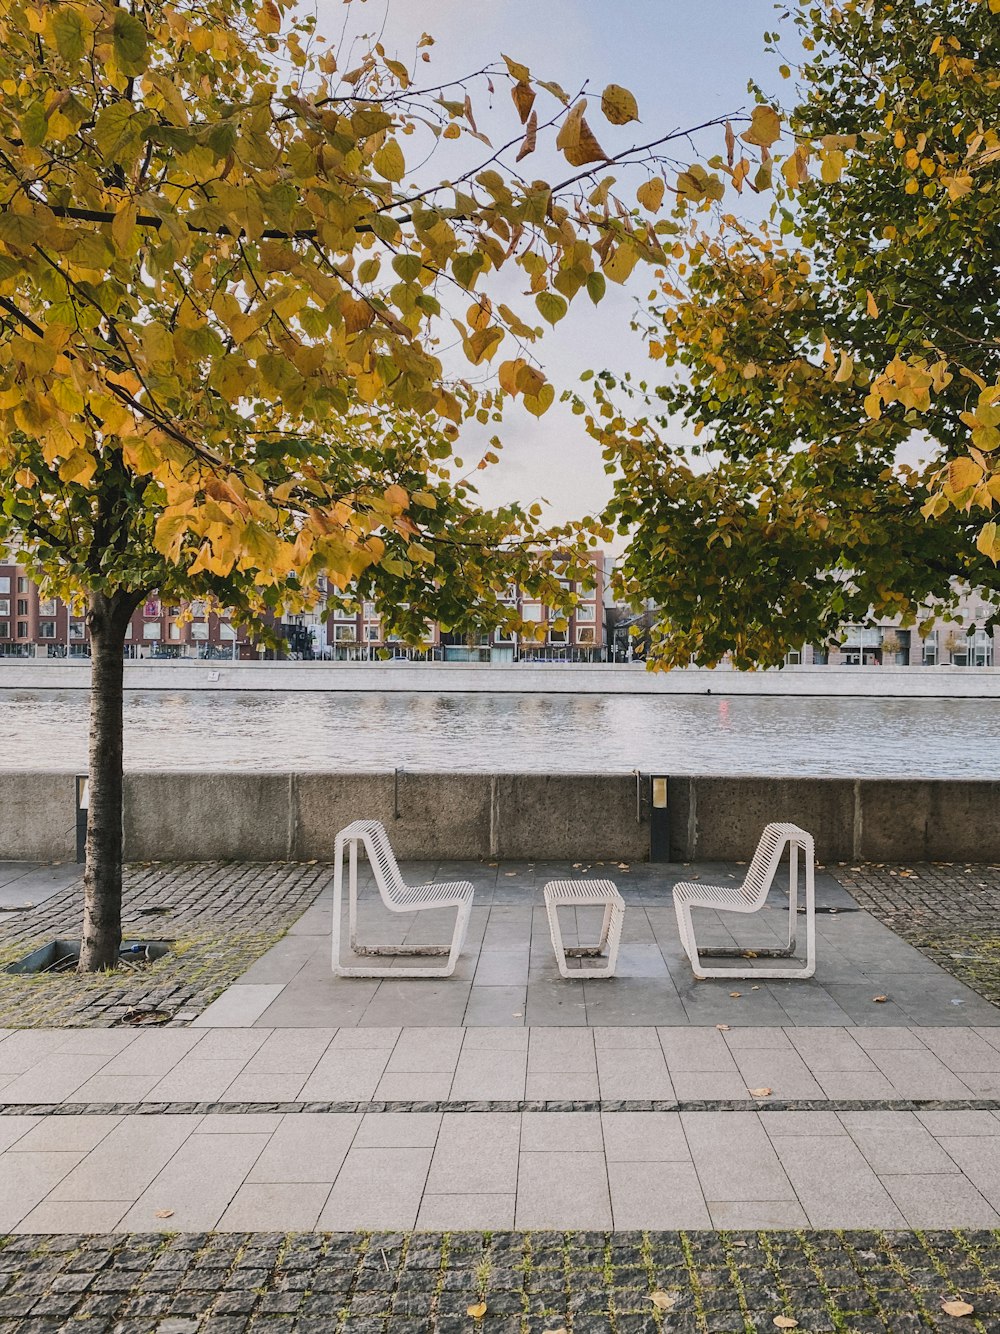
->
[[200, 860, 1000, 1029]]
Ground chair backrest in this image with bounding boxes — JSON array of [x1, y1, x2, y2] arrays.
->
[[741, 822, 796, 908], [357, 819, 408, 906]]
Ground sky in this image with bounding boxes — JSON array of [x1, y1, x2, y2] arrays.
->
[[311, 0, 792, 539]]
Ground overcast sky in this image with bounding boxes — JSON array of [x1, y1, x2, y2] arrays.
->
[[313, 1, 790, 537]]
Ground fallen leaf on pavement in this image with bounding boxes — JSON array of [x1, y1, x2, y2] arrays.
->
[[467, 1301, 487, 1319], [154, 1209, 174, 1219], [749, 1087, 773, 1098], [729, 991, 742, 998], [650, 1290, 680, 1311], [941, 1299, 974, 1318], [873, 995, 888, 1003], [773, 1318, 799, 1330], [716, 1023, 730, 1031]]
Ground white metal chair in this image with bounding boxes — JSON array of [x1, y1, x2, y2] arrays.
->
[[672, 822, 816, 980], [332, 819, 474, 978], [543, 879, 625, 979]]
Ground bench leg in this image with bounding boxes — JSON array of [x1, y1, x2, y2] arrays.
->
[[548, 899, 624, 980]]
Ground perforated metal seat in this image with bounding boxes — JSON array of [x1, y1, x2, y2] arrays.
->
[[332, 819, 473, 978], [672, 822, 816, 980], [543, 878, 625, 980]]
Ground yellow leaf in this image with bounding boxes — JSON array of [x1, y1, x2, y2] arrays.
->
[[501, 54, 530, 83], [112, 200, 137, 254], [866, 289, 879, 318], [976, 522, 999, 563], [941, 1300, 974, 1318], [556, 99, 607, 167], [511, 80, 535, 124], [516, 110, 538, 163], [833, 350, 854, 383], [373, 140, 405, 182], [650, 1291, 679, 1312], [949, 457, 983, 491], [254, 1, 280, 34], [523, 381, 554, 417], [466, 1302, 487, 1320], [600, 83, 639, 125], [741, 104, 781, 147], [636, 177, 665, 212], [602, 243, 637, 284], [442, 123, 460, 140]]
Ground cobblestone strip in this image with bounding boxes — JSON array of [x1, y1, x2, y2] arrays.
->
[[0, 862, 330, 1028], [3, 1098, 999, 1117], [1, 1229, 998, 1333], [833, 862, 1000, 1007]]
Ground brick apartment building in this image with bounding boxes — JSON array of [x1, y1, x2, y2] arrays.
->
[[0, 561, 253, 660], [323, 551, 609, 662]]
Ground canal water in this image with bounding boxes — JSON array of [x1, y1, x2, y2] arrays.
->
[[1, 688, 996, 777]]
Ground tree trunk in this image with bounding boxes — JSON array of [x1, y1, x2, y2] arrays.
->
[[79, 591, 134, 972]]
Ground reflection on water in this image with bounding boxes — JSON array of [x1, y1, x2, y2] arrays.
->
[[1, 688, 997, 778]]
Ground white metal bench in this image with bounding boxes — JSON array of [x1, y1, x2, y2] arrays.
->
[[332, 819, 473, 978], [672, 822, 816, 980], [543, 878, 625, 979]]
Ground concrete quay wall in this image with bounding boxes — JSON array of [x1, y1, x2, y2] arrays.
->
[[1, 769, 997, 865], [3, 659, 1000, 697]]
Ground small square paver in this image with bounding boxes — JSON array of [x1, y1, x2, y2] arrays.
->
[[682, 1112, 796, 1203], [839, 1111, 960, 1175], [596, 1049, 674, 1100], [769, 1135, 907, 1227], [708, 1199, 809, 1228], [353, 1113, 442, 1148], [449, 1049, 526, 1101], [528, 1028, 596, 1074], [386, 1028, 464, 1074], [601, 1112, 689, 1162], [14, 1199, 130, 1234], [879, 1173, 1000, 1227], [671, 1071, 751, 1101], [814, 1070, 898, 1100], [415, 1193, 516, 1230], [425, 1114, 519, 1195], [299, 1048, 391, 1100], [216, 1183, 329, 1231], [608, 1160, 709, 1229], [525, 1072, 600, 1101], [318, 1146, 432, 1229], [374, 1073, 454, 1101], [0, 1152, 87, 1230], [657, 1028, 738, 1072], [192, 985, 286, 1027], [247, 1114, 359, 1184], [520, 1112, 603, 1153], [515, 1151, 612, 1229]]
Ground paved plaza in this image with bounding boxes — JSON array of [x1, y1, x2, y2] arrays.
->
[[1, 855, 999, 1329]]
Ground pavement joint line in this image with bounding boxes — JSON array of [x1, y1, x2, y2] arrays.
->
[[3, 1096, 1000, 1115]]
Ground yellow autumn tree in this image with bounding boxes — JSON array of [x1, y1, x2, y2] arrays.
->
[[0, 0, 742, 967]]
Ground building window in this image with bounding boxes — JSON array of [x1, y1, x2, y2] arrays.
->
[[574, 603, 597, 622], [522, 603, 543, 622], [548, 628, 569, 645], [191, 622, 208, 640], [38, 621, 56, 639], [143, 598, 160, 618], [973, 629, 993, 667], [70, 620, 85, 640], [364, 625, 380, 642], [334, 608, 357, 622], [143, 622, 161, 640], [16, 621, 27, 638], [168, 622, 182, 641], [16, 599, 27, 616], [0, 576, 8, 593], [576, 626, 597, 646], [0, 599, 7, 617], [37, 598, 57, 616], [0, 622, 7, 638], [362, 601, 377, 617], [219, 623, 237, 641], [334, 624, 356, 643], [785, 650, 802, 666], [16, 577, 27, 593], [922, 632, 938, 666]]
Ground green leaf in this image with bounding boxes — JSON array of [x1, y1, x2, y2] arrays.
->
[[586, 271, 606, 305], [112, 11, 149, 76], [535, 291, 568, 326], [373, 140, 405, 182], [53, 7, 88, 61], [392, 253, 423, 282], [20, 104, 47, 149]]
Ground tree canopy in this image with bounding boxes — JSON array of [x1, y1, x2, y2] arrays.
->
[[586, 0, 1000, 668]]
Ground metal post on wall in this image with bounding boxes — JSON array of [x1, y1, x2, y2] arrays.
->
[[75, 775, 89, 864], [649, 775, 670, 862]]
